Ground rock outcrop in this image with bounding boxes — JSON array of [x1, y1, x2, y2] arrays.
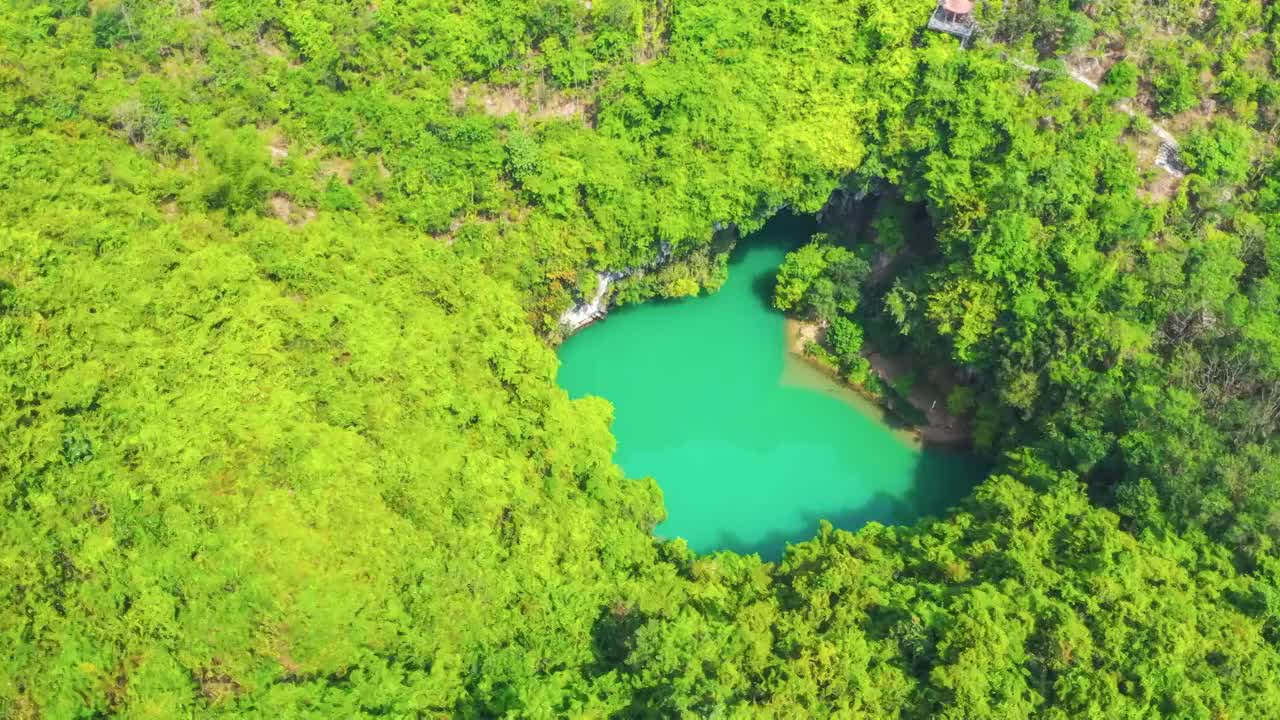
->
[[558, 236, 713, 335], [558, 270, 627, 334]]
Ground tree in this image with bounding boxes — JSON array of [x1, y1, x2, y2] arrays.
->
[[773, 236, 869, 321], [1152, 48, 1200, 116], [827, 315, 864, 368], [1101, 59, 1139, 100], [1181, 118, 1253, 186]]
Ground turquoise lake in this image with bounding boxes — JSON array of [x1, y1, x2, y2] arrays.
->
[[556, 216, 984, 560]]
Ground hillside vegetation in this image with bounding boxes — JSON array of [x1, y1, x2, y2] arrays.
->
[[4, 0, 1280, 717]]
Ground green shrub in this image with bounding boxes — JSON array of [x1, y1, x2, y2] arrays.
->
[[1180, 119, 1252, 185], [1102, 60, 1140, 100], [92, 7, 132, 48], [1152, 51, 1200, 116], [827, 315, 865, 369], [774, 237, 869, 321], [846, 356, 873, 386], [947, 385, 977, 415], [1060, 13, 1096, 53]]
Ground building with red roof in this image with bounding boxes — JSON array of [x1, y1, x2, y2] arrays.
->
[[927, 0, 978, 45]]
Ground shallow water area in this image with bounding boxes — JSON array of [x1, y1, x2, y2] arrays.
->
[[556, 215, 984, 560]]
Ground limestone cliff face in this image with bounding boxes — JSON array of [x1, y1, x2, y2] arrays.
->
[[557, 241, 678, 334], [558, 270, 627, 333], [557, 226, 737, 335]]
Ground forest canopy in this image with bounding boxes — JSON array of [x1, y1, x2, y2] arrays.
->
[[4, 0, 1280, 717]]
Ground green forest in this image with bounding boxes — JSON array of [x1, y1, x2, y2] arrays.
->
[[5, 0, 1280, 716]]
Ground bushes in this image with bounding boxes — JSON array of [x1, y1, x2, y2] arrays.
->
[[773, 237, 869, 321], [197, 124, 273, 215], [1101, 59, 1139, 101], [92, 6, 133, 48], [827, 315, 865, 368], [1181, 118, 1252, 185], [1151, 47, 1201, 116]]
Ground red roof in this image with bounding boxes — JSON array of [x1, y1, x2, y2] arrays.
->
[[942, 0, 974, 13]]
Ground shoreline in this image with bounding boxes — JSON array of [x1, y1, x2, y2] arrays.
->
[[784, 318, 973, 448]]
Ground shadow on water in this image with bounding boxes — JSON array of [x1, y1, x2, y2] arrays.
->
[[717, 445, 988, 562], [751, 272, 779, 313], [729, 210, 816, 262], [908, 439, 988, 522], [716, 494, 905, 560], [728, 210, 814, 311]]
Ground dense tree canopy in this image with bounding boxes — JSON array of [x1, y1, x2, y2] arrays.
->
[[3, 0, 1280, 717]]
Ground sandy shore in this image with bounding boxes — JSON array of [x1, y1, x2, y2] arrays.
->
[[787, 316, 826, 354], [784, 319, 972, 447]]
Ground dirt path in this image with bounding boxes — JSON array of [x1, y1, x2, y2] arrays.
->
[[1007, 54, 1184, 177]]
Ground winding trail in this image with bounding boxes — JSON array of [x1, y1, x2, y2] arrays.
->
[[1006, 54, 1184, 177]]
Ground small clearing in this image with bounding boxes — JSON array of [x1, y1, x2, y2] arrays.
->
[[451, 83, 595, 126], [268, 194, 317, 226]]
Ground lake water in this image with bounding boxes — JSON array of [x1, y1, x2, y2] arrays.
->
[[556, 215, 984, 560]]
